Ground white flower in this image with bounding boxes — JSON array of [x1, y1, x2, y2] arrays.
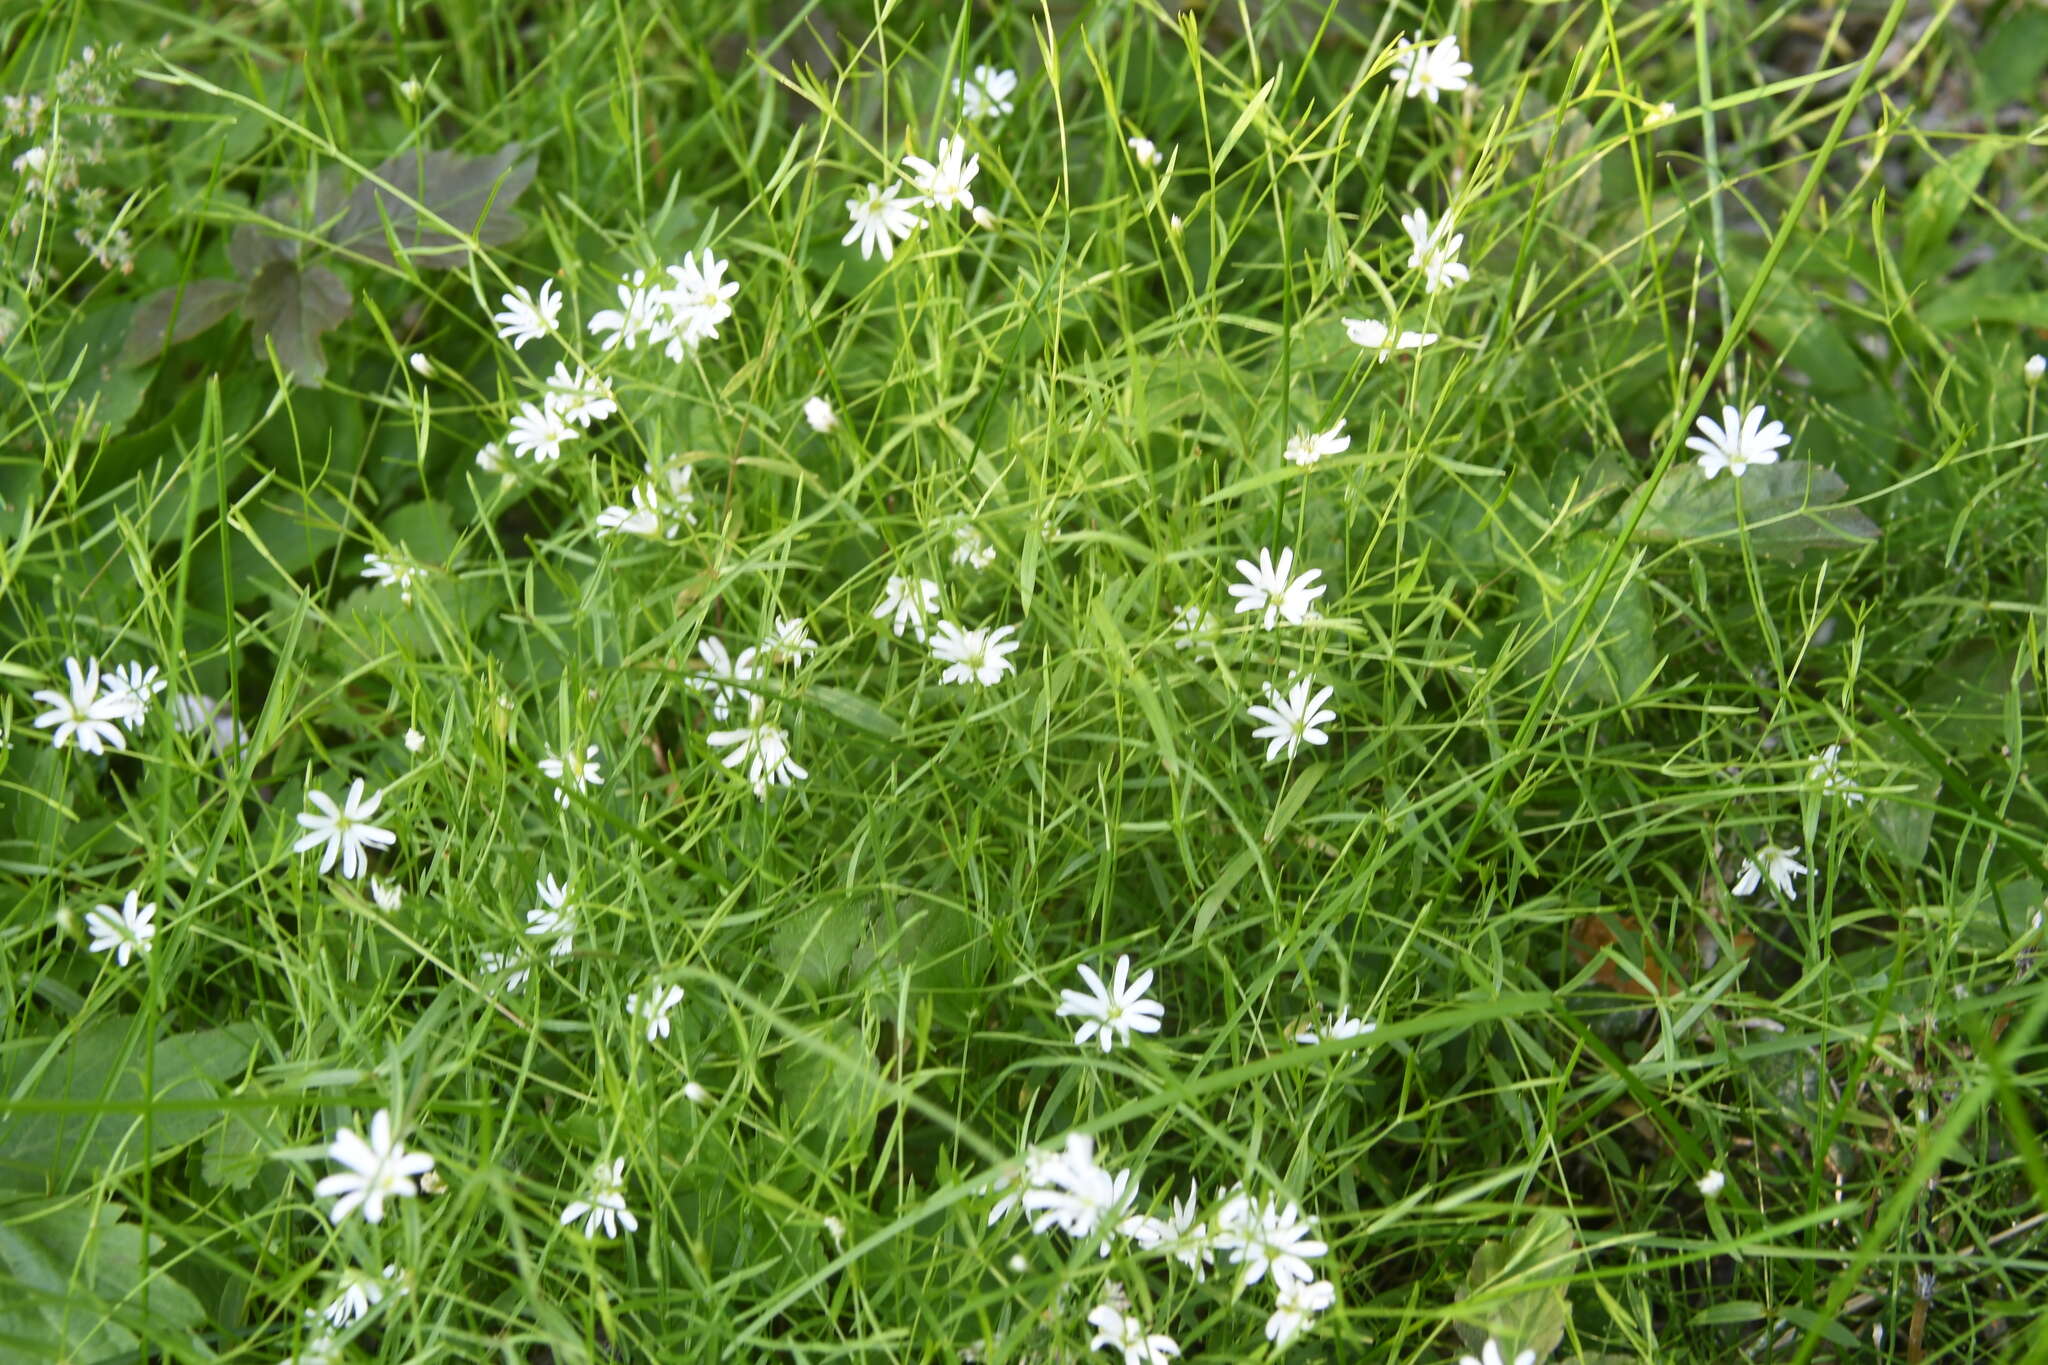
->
[[1019, 1133, 1138, 1249], [1086, 1303, 1180, 1365], [543, 362, 617, 428], [31, 656, 130, 754], [480, 947, 531, 995], [525, 874, 576, 956], [873, 576, 942, 642], [1388, 35, 1473, 103], [1212, 1190, 1327, 1289], [594, 480, 672, 540], [1697, 1168, 1727, 1199], [1686, 403, 1791, 479], [538, 744, 604, 809], [560, 1158, 637, 1240], [972, 205, 996, 231], [1342, 315, 1440, 359], [1121, 1179, 1215, 1278], [657, 251, 738, 356], [685, 636, 760, 722], [506, 399, 578, 462], [369, 878, 403, 912], [762, 615, 818, 666], [320, 1268, 387, 1328], [983, 1143, 1065, 1226], [293, 779, 397, 881], [1246, 677, 1337, 763], [1645, 100, 1677, 127], [402, 727, 424, 754], [1228, 547, 1327, 629], [903, 137, 980, 214], [1169, 603, 1219, 650], [1401, 206, 1469, 293], [1731, 843, 1810, 900], [842, 182, 924, 261], [103, 661, 165, 730], [475, 441, 511, 476], [1127, 135, 1162, 169], [1264, 1277, 1336, 1349], [627, 982, 685, 1043], [683, 1080, 709, 1104], [1460, 1339, 1537, 1365], [1295, 1006, 1375, 1045], [2028, 354, 2046, 384], [1807, 743, 1863, 803], [804, 395, 839, 432], [313, 1109, 434, 1225], [492, 279, 562, 349], [587, 270, 662, 352], [362, 552, 423, 605], [282, 1329, 342, 1365], [1056, 954, 1165, 1052], [929, 621, 1021, 686], [84, 889, 156, 966], [1283, 419, 1350, 467], [951, 523, 997, 571], [706, 697, 808, 798], [956, 64, 1018, 120]]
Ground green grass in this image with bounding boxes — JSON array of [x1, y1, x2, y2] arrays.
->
[[3, 0, 2048, 1361]]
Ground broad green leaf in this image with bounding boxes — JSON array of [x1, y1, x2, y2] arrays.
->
[[379, 498, 459, 565], [0, 1019, 256, 1192], [47, 305, 157, 443], [1454, 1209, 1576, 1362], [0, 1203, 207, 1360], [328, 144, 538, 269], [1914, 642, 2031, 755], [1866, 727, 1941, 869], [852, 901, 991, 1031], [120, 279, 247, 365], [1609, 461, 1878, 557], [244, 261, 352, 387], [769, 901, 866, 991], [1511, 538, 1656, 706], [200, 1106, 283, 1193], [774, 1018, 884, 1161]]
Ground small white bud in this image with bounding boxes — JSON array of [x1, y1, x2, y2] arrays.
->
[[1645, 101, 1676, 128], [1696, 1168, 1726, 1199], [2026, 354, 2045, 385], [802, 395, 838, 433], [404, 727, 425, 753], [971, 205, 995, 231], [398, 78, 424, 103], [683, 1081, 709, 1104], [408, 352, 432, 378]]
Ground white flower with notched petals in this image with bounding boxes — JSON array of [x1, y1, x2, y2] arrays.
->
[[956, 65, 1018, 120], [313, 1109, 434, 1225], [1401, 207, 1469, 293], [294, 779, 397, 881], [685, 636, 760, 722], [1087, 1303, 1181, 1365], [586, 270, 661, 352], [370, 877, 403, 912], [1686, 403, 1791, 479], [1283, 419, 1350, 467], [1212, 1190, 1326, 1289], [627, 982, 685, 1042], [706, 697, 808, 798], [538, 745, 604, 809], [1389, 35, 1473, 103], [1246, 677, 1336, 763], [525, 874, 576, 957], [1169, 603, 1219, 651], [31, 657, 131, 755], [1343, 316, 1439, 359], [475, 441, 511, 477], [84, 890, 156, 966], [761, 615, 818, 666], [1127, 135, 1162, 169], [1460, 1339, 1537, 1365], [491, 279, 561, 349], [1807, 743, 1862, 803], [560, 1158, 637, 1240], [657, 251, 738, 356], [873, 575, 942, 642], [1228, 547, 1326, 629], [543, 362, 617, 428], [320, 1268, 387, 1328], [804, 395, 839, 432], [903, 138, 980, 214], [1019, 1133, 1139, 1250], [506, 399, 578, 462], [930, 621, 1021, 686], [951, 523, 997, 571], [1295, 1006, 1375, 1045], [104, 661, 165, 730], [1264, 1277, 1337, 1350], [362, 552, 424, 605], [843, 182, 924, 261], [1056, 955, 1165, 1052], [1731, 842, 1809, 900]]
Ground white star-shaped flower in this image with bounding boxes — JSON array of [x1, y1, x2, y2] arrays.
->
[[929, 621, 1021, 686], [1686, 403, 1791, 479], [560, 1157, 637, 1240], [31, 656, 131, 755], [1401, 206, 1469, 293], [490, 279, 561, 349], [1388, 35, 1473, 103], [1055, 954, 1165, 1052], [313, 1109, 434, 1225], [873, 575, 942, 642], [293, 778, 397, 881], [1731, 842, 1810, 900], [843, 182, 924, 261], [902, 137, 979, 214], [83, 889, 156, 966], [1227, 546, 1327, 629], [1283, 419, 1350, 467], [1246, 677, 1337, 762]]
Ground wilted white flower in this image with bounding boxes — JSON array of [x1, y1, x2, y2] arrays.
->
[[1228, 547, 1326, 629], [294, 779, 397, 881], [587, 270, 662, 352], [1645, 100, 1678, 127], [1342, 316, 1440, 359], [873, 575, 942, 643], [83, 889, 156, 966], [1056, 955, 1165, 1052], [843, 182, 924, 261], [1295, 1006, 1374, 1045], [803, 395, 839, 432], [480, 947, 531, 995], [362, 552, 423, 605], [169, 692, 248, 755], [1731, 843, 1809, 900], [397, 76, 424, 103], [1388, 35, 1473, 103], [492, 279, 562, 349], [320, 1268, 387, 1328], [1246, 677, 1336, 763], [538, 745, 604, 809], [956, 64, 1018, 120], [525, 874, 576, 957], [543, 362, 617, 428], [313, 1109, 434, 1225], [930, 621, 1021, 686], [685, 636, 760, 722], [475, 441, 511, 477], [903, 137, 980, 214], [370, 878, 403, 912], [560, 1158, 637, 1240], [627, 982, 685, 1042], [1807, 743, 1862, 803], [706, 697, 808, 798], [1401, 206, 1469, 293], [1264, 1277, 1336, 1350], [31, 657, 130, 755], [1282, 419, 1350, 467], [1686, 403, 1791, 479], [951, 523, 997, 572], [1169, 603, 1219, 650], [104, 661, 165, 731]]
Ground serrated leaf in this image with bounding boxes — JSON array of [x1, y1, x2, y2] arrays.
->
[[245, 261, 352, 387], [228, 220, 297, 280], [120, 279, 246, 365], [328, 144, 537, 269], [200, 1106, 282, 1192], [769, 901, 866, 990], [0, 1019, 256, 1192], [1609, 461, 1879, 556], [0, 1202, 208, 1358]]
